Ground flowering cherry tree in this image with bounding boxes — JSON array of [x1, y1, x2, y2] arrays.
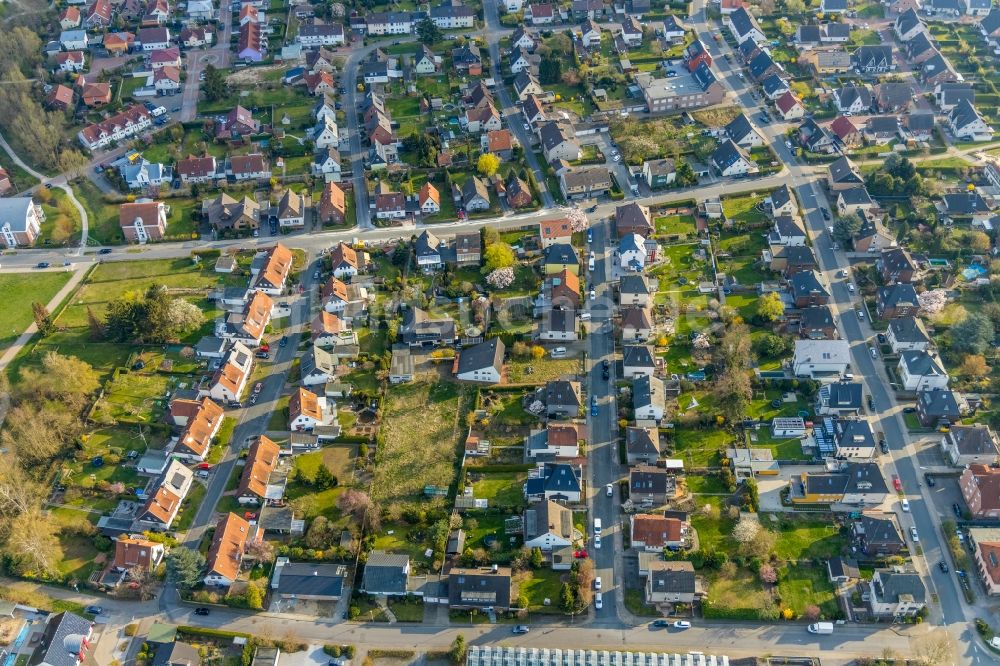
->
[[566, 207, 588, 233], [918, 289, 947, 315], [486, 267, 515, 289]]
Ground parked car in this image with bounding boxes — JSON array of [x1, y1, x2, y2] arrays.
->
[[594, 576, 602, 590], [953, 503, 963, 518], [279, 336, 288, 347], [652, 620, 670, 628], [253, 382, 263, 394], [36, 262, 50, 269], [194, 607, 210, 616], [606, 483, 613, 497], [939, 561, 949, 573], [673, 621, 691, 629], [925, 474, 936, 487], [910, 526, 919, 542], [901, 498, 910, 512], [892, 475, 902, 492], [254, 351, 270, 359], [595, 593, 603, 609], [512, 625, 529, 634], [594, 535, 601, 549], [85, 606, 104, 615]]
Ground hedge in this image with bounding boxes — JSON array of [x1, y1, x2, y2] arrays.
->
[[369, 649, 417, 659], [176, 625, 251, 640]]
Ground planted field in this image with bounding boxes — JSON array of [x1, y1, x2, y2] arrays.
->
[[373, 382, 467, 506], [0, 271, 73, 352]]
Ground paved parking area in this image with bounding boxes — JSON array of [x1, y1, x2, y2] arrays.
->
[[278, 645, 334, 665]]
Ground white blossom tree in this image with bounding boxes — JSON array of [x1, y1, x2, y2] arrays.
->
[[566, 208, 588, 233], [486, 267, 515, 289], [918, 289, 948, 315]]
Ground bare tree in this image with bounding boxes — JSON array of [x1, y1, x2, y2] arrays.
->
[[5, 508, 59, 576]]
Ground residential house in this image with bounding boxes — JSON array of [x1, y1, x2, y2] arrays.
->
[[539, 217, 573, 248], [867, 569, 927, 618], [28, 612, 93, 666], [626, 426, 661, 465], [506, 176, 533, 209], [524, 462, 582, 502], [770, 216, 807, 247], [631, 514, 685, 551], [311, 311, 352, 348], [455, 338, 505, 384], [898, 350, 949, 391], [455, 232, 481, 266], [942, 425, 999, 467], [629, 465, 676, 505], [645, 561, 698, 605], [236, 436, 282, 505], [218, 290, 273, 347], [642, 159, 676, 189], [431, 3, 475, 29], [620, 274, 654, 307], [316, 182, 346, 224], [172, 396, 224, 461], [854, 211, 896, 252], [541, 379, 582, 418], [203, 192, 260, 232], [635, 62, 725, 113], [202, 342, 253, 403], [834, 418, 878, 459], [228, 154, 271, 182], [297, 22, 345, 46], [726, 7, 765, 44], [876, 284, 919, 320], [761, 74, 790, 100], [460, 176, 491, 212], [289, 387, 330, 431], [792, 339, 851, 378], [136, 460, 193, 530], [816, 380, 863, 415], [775, 92, 805, 120], [77, 104, 153, 151], [799, 305, 838, 340], [711, 139, 757, 177], [853, 45, 894, 74], [874, 82, 915, 113], [725, 113, 764, 148], [415, 230, 444, 271], [559, 167, 612, 200], [329, 242, 360, 278], [768, 184, 797, 217], [55, 51, 85, 73], [894, 8, 926, 42], [633, 374, 665, 421], [539, 121, 582, 162], [513, 71, 542, 100], [447, 567, 512, 611], [400, 307, 456, 346], [916, 388, 964, 427], [361, 551, 411, 596], [684, 39, 713, 72], [949, 99, 994, 141], [60, 29, 89, 51], [251, 243, 293, 295], [0, 198, 45, 248], [835, 83, 873, 114], [205, 513, 255, 587], [615, 202, 654, 237], [177, 155, 218, 184], [969, 528, 1000, 596], [827, 156, 864, 190], [961, 465, 1000, 518], [879, 247, 917, 284], [418, 182, 441, 215], [523, 500, 577, 550], [622, 305, 653, 343], [112, 536, 165, 573], [581, 18, 602, 47], [886, 316, 931, 352], [312, 148, 342, 182], [790, 461, 889, 505]]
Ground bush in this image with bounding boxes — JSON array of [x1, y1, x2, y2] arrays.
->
[[324, 645, 342, 657], [369, 649, 416, 658]]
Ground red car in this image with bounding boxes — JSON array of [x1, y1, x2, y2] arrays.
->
[[892, 475, 902, 492], [259, 344, 270, 352], [197, 462, 211, 470]]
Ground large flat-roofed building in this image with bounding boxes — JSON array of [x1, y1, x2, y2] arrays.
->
[[635, 62, 725, 114]]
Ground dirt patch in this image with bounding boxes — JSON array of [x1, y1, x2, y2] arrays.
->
[[226, 64, 284, 86]]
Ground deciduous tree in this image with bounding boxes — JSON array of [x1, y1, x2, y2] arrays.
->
[[477, 153, 501, 178], [483, 242, 516, 272]]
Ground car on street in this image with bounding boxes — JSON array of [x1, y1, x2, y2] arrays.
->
[[85, 606, 104, 615], [939, 561, 949, 573], [595, 593, 603, 609], [313, 271, 321, 279], [821, 208, 831, 220], [279, 336, 288, 347], [673, 621, 691, 629], [869, 346, 877, 358], [249, 394, 258, 405], [587, 229, 593, 243], [589, 289, 596, 300], [253, 382, 263, 394], [606, 483, 613, 496], [892, 475, 902, 492], [910, 526, 919, 542], [925, 473, 936, 487], [612, 154, 621, 162], [194, 607, 210, 615], [591, 396, 598, 416], [901, 498, 910, 512], [594, 535, 601, 549], [877, 333, 887, 344], [512, 625, 530, 634], [849, 283, 856, 293], [197, 462, 211, 470], [602, 359, 610, 370], [857, 309, 865, 320], [867, 394, 876, 410], [903, 407, 916, 413], [254, 351, 270, 359], [594, 576, 602, 590], [652, 620, 670, 627], [953, 503, 962, 518], [602, 368, 610, 381]]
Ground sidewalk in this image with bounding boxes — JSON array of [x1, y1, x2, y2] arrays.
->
[[0, 265, 88, 370]]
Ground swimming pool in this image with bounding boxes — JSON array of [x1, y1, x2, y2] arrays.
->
[[3, 620, 32, 666]]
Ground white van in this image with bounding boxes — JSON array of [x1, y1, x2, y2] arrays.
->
[[551, 347, 567, 358], [593, 518, 602, 534]]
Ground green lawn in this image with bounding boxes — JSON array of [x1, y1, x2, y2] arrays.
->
[[174, 483, 207, 532], [507, 357, 580, 385], [670, 428, 735, 467], [721, 193, 768, 224], [0, 271, 73, 352], [654, 214, 697, 236], [766, 514, 847, 561], [519, 568, 565, 613], [470, 470, 528, 509], [38, 188, 83, 246], [90, 370, 173, 424], [777, 562, 838, 618], [702, 567, 777, 620], [72, 178, 122, 245]]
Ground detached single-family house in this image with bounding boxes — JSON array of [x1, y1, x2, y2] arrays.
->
[[942, 425, 999, 467], [523, 500, 578, 550], [455, 338, 505, 384], [898, 350, 949, 391]]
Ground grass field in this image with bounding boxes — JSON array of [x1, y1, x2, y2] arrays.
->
[[518, 568, 565, 613], [507, 357, 580, 384], [373, 382, 467, 507], [777, 562, 838, 617], [703, 567, 776, 619], [0, 271, 73, 352], [470, 470, 528, 509], [766, 514, 846, 561]]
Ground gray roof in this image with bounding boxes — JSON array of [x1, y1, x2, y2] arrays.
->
[[525, 462, 582, 496], [875, 82, 914, 109], [363, 550, 410, 595], [538, 121, 576, 152], [774, 215, 805, 237], [513, 70, 540, 94], [887, 316, 929, 343], [725, 113, 757, 144], [615, 202, 652, 232], [544, 379, 582, 408], [905, 31, 934, 59], [821, 380, 863, 409], [789, 270, 828, 299], [874, 569, 926, 604], [920, 52, 953, 79], [711, 139, 749, 170], [878, 284, 918, 308], [728, 7, 760, 39], [895, 8, 922, 34], [153, 641, 200, 666], [457, 337, 505, 374], [854, 514, 904, 546], [865, 116, 900, 135], [761, 74, 789, 96], [272, 562, 346, 597], [30, 612, 93, 666], [880, 247, 916, 274], [917, 388, 961, 418], [748, 51, 778, 79], [630, 465, 673, 494], [691, 61, 719, 91], [843, 461, 889, 495], [837, 83, 873, 110], [839, 187, 874, 206], [448, 568, 512, 608], [623, 344, 655, 368], [389, 346, 414, 377], [837, 418, 876, 450], [828, 556, 860, 580], [620, 274, 653, 295], [644, 158, 675, 177], [905, 112, 935, 131], [544, 242, 579, 266], [431, 2, 475, 17], [853, 45, 893, 70], [901, 350, 945, 377], [400, 307, 456, 343], [948, 425, 998, 455], [981, 7, 1000, 34], [770, 184, 793, 211], [626, 426, 660, 456], [949, 99, 986, 131], [800, 305, 835, 329], [462, 176, 490, 207], [649, 562, 696, 593], [828, 156, 862, 184], [415, 230, 442, 258], [0, 198, 38, 233], [633, 374, 665, 410], [524, 500, 574, 540]]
